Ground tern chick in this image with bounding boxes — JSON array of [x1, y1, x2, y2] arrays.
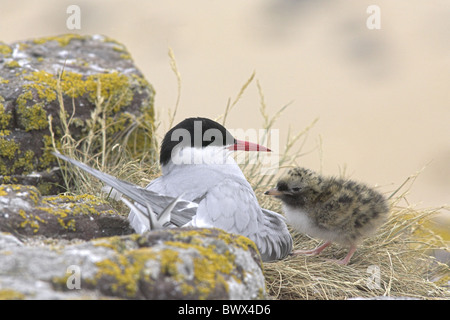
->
[[265, 167, 389, 265]]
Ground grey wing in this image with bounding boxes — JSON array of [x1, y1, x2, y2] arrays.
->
[[190, 178, 292, 262], [52, 152, 197, 230], [190, 179, 257, 233], [130, 194, 197, 233], [258, 208, 293, 261]]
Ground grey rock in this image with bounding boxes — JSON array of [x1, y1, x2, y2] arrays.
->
[[0, 184, 134, 240], [0, 34, 155, 194], [0, 228, 266, 300]]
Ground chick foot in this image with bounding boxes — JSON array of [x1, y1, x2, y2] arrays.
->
[[291, 241, 332, 256], [326, 245, 357, 265]]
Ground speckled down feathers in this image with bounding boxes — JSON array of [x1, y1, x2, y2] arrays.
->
[[275, 167, 389, 247]]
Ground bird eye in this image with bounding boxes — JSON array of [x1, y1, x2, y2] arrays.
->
[[292, 187, 301, 192]]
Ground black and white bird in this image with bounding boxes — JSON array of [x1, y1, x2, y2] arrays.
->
[[53, 117, 292, 261]]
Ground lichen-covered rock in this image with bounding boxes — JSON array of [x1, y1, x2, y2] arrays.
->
[[0, 184, 133, 240], [0, 228, 266, 300], [0, 34, 155, 194]]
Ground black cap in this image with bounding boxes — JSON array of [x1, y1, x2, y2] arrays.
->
[[159, 117, 236, 166]]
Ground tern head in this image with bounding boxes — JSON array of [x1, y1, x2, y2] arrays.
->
[[160, 117, 271, 167]]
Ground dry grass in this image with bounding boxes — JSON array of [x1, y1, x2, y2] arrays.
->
[[260, 199, 449, 299], [49, 68, 161, 213], [252, 149, 449, 300], [50, 59, 449, 300]]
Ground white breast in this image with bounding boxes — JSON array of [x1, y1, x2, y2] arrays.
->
[[283, 204, 315, 235], [282, 204, 341, 243]]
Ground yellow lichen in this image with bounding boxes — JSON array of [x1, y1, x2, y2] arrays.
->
[[42, 194, 112, 210], [0, 136, 36, 175], [4, 60, 20, 68], [93, 233, 141, 252], [38, 135, 56, 170], [0, 130, 11, 136], [22, 185, 41, 205], [0, 160, 7, 175], [36, 194, 116, 232], [22, 71, 57, 102], [94, 247, 157, 298], [87, 229, 259, 299], [19, 103, 48, 131], [19, 209, 47, 233], [0, 43, 12, 56], [0, 77, 9, 84], [32, 34, 85, 47], [0, 137, 19, 159], [165, 240, 235, 299], [22, 70, 131, 105], [0, 187, 8, 196], [159, 248, 182, 279], [0, 176, 14, 184], [0, 102, 12, 130], [171, 228, 258, 254], [12, 150, 35, 174], [0, 289, 25, 300], [34, 205, 71, 230]]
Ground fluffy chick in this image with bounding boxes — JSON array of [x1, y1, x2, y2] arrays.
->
[[265, 167, 389, 265]]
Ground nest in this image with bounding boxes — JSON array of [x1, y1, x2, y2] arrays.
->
[[262, 203, 449, 299]]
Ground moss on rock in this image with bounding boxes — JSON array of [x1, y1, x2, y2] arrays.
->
[[89, 228, 265, 299], [0, 34, 156, 194], [0, 289, 26, 300], [0, 184, 133, 239], [0, 227, 266, 300], [0, 42, 12, 56]]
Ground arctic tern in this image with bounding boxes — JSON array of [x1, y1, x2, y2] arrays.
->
[[53, 117, 292, 261]]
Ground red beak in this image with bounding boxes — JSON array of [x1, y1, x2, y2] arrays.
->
[[228, 139, 271, 152]]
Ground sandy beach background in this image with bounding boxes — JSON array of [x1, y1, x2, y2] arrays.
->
[[1, 1, 449, 217]]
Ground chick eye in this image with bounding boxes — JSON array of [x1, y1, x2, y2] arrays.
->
[[292, 187, 301, 192]]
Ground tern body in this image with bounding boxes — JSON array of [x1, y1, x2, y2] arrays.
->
[[130, 118, 293, 261], [54, 117, 292, 262]]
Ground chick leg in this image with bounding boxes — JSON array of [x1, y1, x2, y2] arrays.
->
[[291, 241, 332, 256], [332, 245, 357, 265]]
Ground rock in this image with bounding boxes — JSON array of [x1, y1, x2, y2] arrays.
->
[[0, 228, 266, 300], [0, 184, 134, 240], [0, 34, 155, 194]]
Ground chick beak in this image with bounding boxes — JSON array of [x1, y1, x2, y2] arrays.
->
[[264, 188, 283, 196], [228, 139, 271, 152]]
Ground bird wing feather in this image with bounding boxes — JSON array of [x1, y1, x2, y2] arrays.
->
[[259, 208, 293, 261], [191, 178, 257, 234], [52, 152, 197, 229], [191, 178, 292, 261]]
